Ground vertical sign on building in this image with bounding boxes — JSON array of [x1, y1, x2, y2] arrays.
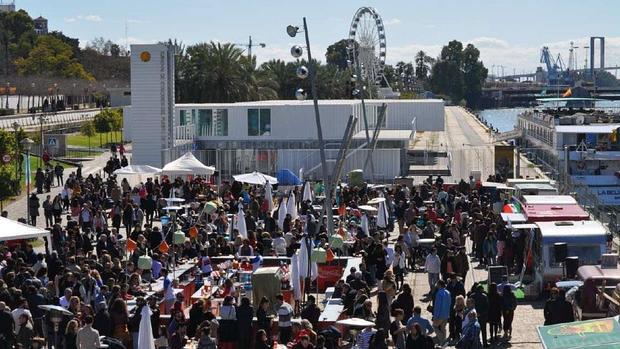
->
[[130, 43, 175, 166]]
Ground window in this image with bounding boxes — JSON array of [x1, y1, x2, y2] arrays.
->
[[548, 245, 601, 267], [248, 108, 271, 136], [197, 109, 228, 137], [180, 110, 187, 126]]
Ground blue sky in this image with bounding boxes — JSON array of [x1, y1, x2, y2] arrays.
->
[[15, 0, 620, 75]]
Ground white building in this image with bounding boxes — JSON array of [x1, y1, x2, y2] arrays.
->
[[126, 98, 444, 182]]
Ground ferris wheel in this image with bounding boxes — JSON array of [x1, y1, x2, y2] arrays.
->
[[348, 7, 387, 86]]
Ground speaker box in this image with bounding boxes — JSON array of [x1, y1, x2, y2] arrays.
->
[[554, 242, 568, 263], [565, 256, 579, 279]]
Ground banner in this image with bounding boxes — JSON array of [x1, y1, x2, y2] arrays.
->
[[537, 316, 620, 349], [494, 145, 514, 179]]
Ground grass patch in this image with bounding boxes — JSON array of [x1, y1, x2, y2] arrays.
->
[[67, 131, 122, 148]]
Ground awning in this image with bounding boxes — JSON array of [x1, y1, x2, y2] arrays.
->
[[0, 217, 51, 242], [162, 152, 215, 176], [500, 213, 527, 223], [537, 316, 620, 349], [510, 223, 538, 230], [114, 165, 162, 175]]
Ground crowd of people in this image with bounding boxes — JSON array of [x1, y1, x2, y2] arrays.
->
[[4, 146, 544, 349]]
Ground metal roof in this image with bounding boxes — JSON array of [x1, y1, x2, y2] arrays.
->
[[536, 220, 606, 237], [514, 183, 556, 190], [352, 130, 411, 140], [555, 124, 620, 134], [522, 195, 577, 205]]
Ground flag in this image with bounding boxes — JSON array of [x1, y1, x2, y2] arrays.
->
[[126, 238, 137, 252], [159, 241, 170, 254]]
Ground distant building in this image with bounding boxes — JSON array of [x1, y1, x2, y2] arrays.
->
[[107, 87, 131, 107], [33, 16, 48, 35], [0, 1, 15, 13]]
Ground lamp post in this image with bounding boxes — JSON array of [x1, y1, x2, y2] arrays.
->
[[12, 122, 20, 184], [286, 19, 335, 237], [20, 138, 34, 225], [37, 114, 48, 168], [5, 81, 9, 109]]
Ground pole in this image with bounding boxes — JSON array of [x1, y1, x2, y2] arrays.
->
[[353, 46, 376, 182], [248, 35, 252, 58], [303, 17, 334, 236], [25, 149, 30, 225]]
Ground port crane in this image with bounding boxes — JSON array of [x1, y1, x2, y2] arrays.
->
[[540, 46, 573, 86]]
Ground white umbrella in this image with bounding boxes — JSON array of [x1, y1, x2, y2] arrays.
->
[[377, 200, 389, 229], [299, 168, 304, 182], [302, 181, 313, 203], [137, 305, 155, 349], [290, 253, 302, 301], [113, 165, 162, 175], [360, 214, 370, 236], [298, 237, 317, 280], [233, 171, 278, 185], [237, 206, 248, 239], [286, 190, 298, 220], [277, 198, 288, 230], [265, 181, 274, 213], [336, 318, 376, 328]]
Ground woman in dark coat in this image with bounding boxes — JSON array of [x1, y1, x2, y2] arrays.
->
[[256, 297, 272, 340], [392, 284, 414, 324], [237, 297, 254, 348], [487, 282, 503, 342], [375, 291, 391, 332]]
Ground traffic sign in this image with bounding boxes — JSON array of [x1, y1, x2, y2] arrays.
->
[[47, 137, 58, 146], [2, 154, 10, 164]]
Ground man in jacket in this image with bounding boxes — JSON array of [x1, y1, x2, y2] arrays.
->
[[424, 247, 441, 295], [470, 284, 490, 347], [432, 280, 452, 346]]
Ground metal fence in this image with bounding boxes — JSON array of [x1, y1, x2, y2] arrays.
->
[[192, 148, 403, 184]]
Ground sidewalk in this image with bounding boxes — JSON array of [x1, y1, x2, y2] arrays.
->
[[4, 151, 112, 228]]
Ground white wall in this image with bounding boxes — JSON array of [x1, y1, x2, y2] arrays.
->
[[372, 100, 445, 131], [130, 44, 175, 166]]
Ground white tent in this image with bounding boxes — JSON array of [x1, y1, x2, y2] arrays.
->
[[377, 200, 389, 229], [290, 253, 302, 301], [233, 171, 278, 185], [286, 190, 298, 220], [237, 206, 248, 239], [265, 181, 274, 213], [360, 214, 370, 236], [162, 152, 215, 176], [0, 217, 51, 242], [137, 305, 155, 349], [302, 181, 313, 203], [298, 237, 318, 280], [277, 198, 288, 230], [113, 165, 161, 175]]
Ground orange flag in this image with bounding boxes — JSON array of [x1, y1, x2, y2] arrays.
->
[[189, 226, 198, 238], [126, 238, 137, 252], [159, 241, 170, 254], [326, 248, 335, 262]]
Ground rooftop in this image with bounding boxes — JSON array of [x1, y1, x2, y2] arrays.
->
[[555, 124, 620, 134], [176, 99, 444, 108]]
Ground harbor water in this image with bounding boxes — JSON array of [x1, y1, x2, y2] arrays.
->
[[479, 101, 620, 133]]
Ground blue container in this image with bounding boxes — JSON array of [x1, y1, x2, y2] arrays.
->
[[161, 215, 170, 225]]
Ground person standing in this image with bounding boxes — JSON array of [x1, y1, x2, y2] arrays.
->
[[42, 195, 53, 228], [424, 247, 441, 295], [15, 313, 34, 349], [487, 283, 502, 343], [432, 280, 452, 346], [458, 310, 482, 349], [28, 193, 40, 226], [470, 284, 489, 347], [389, 309, 407, 349], [393, 245, 407, 291], [35, 168, 45, 194], [237, 297, 254, 349], [54, 163, 64, 187], [276, 293, 294, 344], [501, 286, 517, 340]]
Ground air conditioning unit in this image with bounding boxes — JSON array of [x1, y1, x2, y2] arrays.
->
[[601, 253, 618, 269], [575, 115, 585, 125]]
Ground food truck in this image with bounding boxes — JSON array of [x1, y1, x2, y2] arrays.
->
[[534, 221, 608, 281], [513, 182, 558, 197], [566, 263, 620, 321], [521, 195, 590, 222]]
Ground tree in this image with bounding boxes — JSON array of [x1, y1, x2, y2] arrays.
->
[[14, 35, 94, 80], [415, 51, 431, 82], [109, 109, 123, 142], [325, 39, 354, 70], [0, 9, 36, 76], [93, 110, 112, 146], [80, 120, 95, 154], [430, 40, 487, 108], [260, 59, 297, 99], [86, 37, 114, 56], [47, 31, 80, 56]]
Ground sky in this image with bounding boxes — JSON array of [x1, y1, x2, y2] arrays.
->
[[14, 0, 620, 76]]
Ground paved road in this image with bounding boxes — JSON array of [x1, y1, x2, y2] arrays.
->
[[445, 107, 543, 182], [0, 109, 100, 131], [4, 151, 110, 228]]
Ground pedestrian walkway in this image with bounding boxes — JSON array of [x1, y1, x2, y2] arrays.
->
[[4, 151, 112, 228]]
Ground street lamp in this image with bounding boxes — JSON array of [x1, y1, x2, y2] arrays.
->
[[20, 137, 34, 225], [12, 122, 20, 184], [5, 82, 9, 109]]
